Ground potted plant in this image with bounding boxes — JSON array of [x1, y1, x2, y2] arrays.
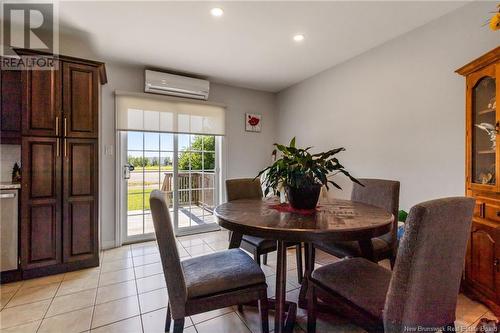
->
[[257, 138, 362, 210]]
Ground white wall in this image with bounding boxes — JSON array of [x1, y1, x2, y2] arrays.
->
[[0, 145, 21, 183], [210, 83, 277, 180], [276, 2, 499, 211]]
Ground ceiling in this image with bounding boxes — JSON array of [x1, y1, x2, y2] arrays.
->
[[58, 1, 468, 92]]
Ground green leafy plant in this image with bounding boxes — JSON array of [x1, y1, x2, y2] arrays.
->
[[256, 137, 362, 197], [398, 210, 408, 222]]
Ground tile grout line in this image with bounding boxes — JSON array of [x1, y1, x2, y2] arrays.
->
[[2, 282, 66, 310], [233, 308, 260, 333], [1, 279, 25, 310], [467, 310, 490, 329], [89, 249, 105, 332], [35, 276, 64, 333], [131, 247, 146, 333]]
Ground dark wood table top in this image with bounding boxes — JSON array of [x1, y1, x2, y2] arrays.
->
[[214, 198, 394, 243]]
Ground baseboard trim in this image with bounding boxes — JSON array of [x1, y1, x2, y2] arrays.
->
[[101, 240, 116, 250]]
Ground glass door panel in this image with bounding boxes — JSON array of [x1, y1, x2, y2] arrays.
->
[[176, 134, 218, 230], [121, 131, 219, 242], [124, 131, 175, 241], [472, 76, 496, 185]]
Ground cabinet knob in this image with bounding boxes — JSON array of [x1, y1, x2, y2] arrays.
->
[[496, 211, 500, 217]]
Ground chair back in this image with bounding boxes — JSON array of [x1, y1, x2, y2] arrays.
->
[[384, 197, 474, 332], [149, 190, 187, 319], [226, 178, 263, 201], [351, 178, 400, 249]]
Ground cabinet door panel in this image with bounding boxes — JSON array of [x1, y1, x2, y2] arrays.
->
[[469, 224, 497, 297], [22, 66, 61, 137], [0, 69, 22, 143], [29, 205, 58, 262], [63, 138, 98, 263], [21, 137, 62, 269], [63, 62, 98, 138], [68, 201, 93, 255], [30, 143, 56, 198]]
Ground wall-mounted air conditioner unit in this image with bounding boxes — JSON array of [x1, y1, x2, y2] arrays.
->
[[144, 70, 210, 100]]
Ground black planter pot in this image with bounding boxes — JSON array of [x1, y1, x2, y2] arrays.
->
[[285, 184, 321, 210]]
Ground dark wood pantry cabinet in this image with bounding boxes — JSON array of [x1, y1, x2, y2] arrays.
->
[[0, 50, 106, 281]]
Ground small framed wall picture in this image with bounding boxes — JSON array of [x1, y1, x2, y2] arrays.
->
[[245, 113, 262, 132]]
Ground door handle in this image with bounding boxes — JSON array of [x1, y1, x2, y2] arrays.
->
[[0, 193, 16, 199], [56, 138, 60, 157], [123, 164, 135, 180], [64, 139, 67, 157], [64, 117, 67, 136], [55, 116, 59, 136]]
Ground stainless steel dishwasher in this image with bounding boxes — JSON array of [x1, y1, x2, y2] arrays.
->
[[0, 189, 19, 272]]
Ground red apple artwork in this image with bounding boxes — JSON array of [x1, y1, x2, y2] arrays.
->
[[245, 113, 262, 132]]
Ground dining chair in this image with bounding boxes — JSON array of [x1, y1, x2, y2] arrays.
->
[[226, 178, 304, 283], [314, 178, 400, 267], [306, 197, 475, 333], [150, 190, 269, 333]]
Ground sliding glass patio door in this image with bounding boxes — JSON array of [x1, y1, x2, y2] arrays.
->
[[119, 130, 220, 243]]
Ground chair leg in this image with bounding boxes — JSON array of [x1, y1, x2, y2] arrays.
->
[[237, 304, 243, 312], [443, 322, 456, 332], [389, 255, 396, 269], [165, 304, 172, 332], [258, 291, 270, 333], [389, 249, 397, 270], [310, 244, 316, 268], [307, 283, 317, 333], [254, 251, 261, 265], [263, 253, 268, 265], [296, 243, 303, 284], [173, 319, 184, 333]]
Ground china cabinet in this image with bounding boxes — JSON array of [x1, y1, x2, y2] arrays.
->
[[457, 46, 500, 315]]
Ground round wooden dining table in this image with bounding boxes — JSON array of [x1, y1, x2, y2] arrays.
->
[[214, 198, 394, 333]]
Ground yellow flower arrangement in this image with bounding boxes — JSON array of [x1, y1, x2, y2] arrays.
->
[[490, 3, 500, 31]]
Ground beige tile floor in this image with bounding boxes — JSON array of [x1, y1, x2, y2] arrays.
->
[[0, 229, 497, 333]]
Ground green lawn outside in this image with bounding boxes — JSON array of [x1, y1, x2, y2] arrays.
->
[[128, 188, 156, 211], [128, 188, 175, 211]]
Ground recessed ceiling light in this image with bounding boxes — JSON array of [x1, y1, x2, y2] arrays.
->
[[210, 7, 224, 17], [293, 34, 305, 42]]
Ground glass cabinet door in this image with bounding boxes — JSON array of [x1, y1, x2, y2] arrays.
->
[[471, 75, 497, 186]]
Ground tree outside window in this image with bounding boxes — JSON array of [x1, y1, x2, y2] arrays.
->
[[178, 136, 215, 170]]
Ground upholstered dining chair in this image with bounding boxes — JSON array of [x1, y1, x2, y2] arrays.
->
[[306, 197, 475, 333], [150, 190, 269, 333], [226, 178, 304, 283], [314, 178, 400, 267]]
